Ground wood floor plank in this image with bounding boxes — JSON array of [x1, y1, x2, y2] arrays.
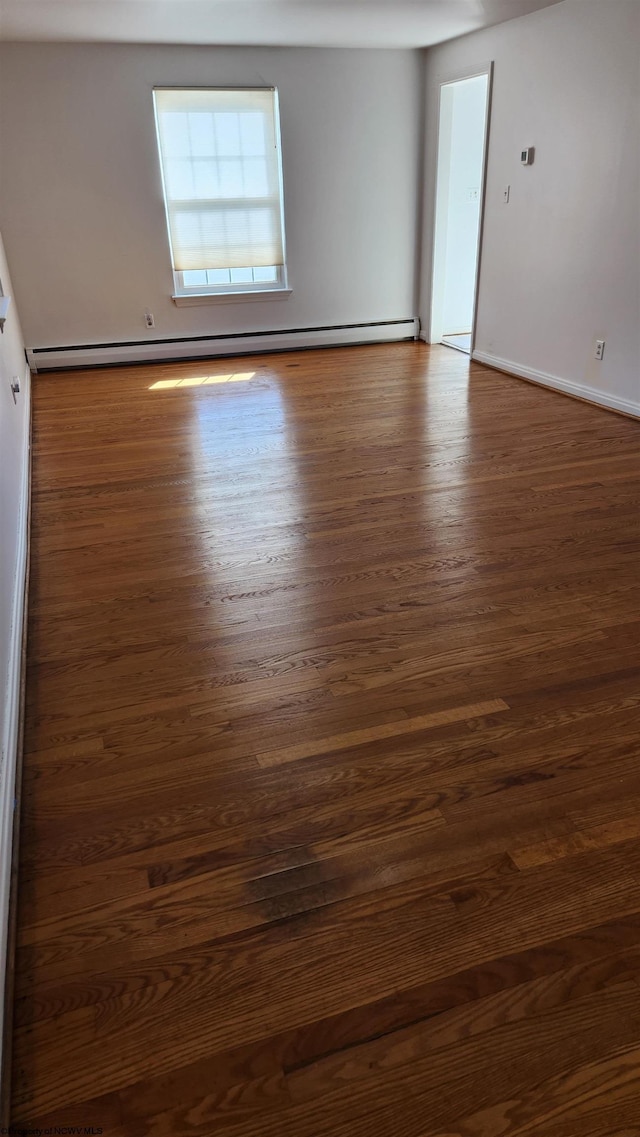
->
[[11, 343, 640, 1132], [256, 698, 509, 767], [117, 956, 640, 1135]]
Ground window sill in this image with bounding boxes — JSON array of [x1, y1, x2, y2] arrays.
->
[[172, 288, 292, 307]]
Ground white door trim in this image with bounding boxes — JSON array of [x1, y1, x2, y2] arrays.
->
[[428, 61, 494, 351]]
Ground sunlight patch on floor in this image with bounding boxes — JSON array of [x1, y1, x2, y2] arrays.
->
[[149, 371, 256, 389]]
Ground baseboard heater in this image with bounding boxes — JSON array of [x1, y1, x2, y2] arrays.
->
[[27, 318, 420, 372]]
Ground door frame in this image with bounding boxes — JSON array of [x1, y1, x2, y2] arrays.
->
[[428, 61, 494, 353]]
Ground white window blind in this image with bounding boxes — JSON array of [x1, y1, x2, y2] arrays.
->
[[154, 88, 285, 273]]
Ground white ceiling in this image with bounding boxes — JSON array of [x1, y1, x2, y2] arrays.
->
[[0, 0, 566, 48]]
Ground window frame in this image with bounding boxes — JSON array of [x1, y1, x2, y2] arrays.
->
[[174, 263, 288, 298], [153, 86, 290, 303]]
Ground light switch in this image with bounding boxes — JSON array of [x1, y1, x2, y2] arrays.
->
[[502, 185, 510, 204]]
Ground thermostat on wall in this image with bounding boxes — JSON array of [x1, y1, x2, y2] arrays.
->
[[521, 147, 535, 165]]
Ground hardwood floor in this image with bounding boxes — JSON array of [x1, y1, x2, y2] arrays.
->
[[11, 342, 640, 1135]]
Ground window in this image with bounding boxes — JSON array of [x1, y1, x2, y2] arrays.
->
[[153, 88, 287, 299]]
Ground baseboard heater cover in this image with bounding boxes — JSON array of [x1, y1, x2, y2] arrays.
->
[[472, 349, 640, 420], [27, 319, 420, 371]]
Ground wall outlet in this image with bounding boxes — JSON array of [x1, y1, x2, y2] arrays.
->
[[144, 310, 155, 328], [502, 185, 510, 204], [595, 339, 605, 360]]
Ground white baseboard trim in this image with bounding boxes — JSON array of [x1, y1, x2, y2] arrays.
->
[[472, 350, 640, 420], [27, 319, 420, 372], [0, 363, 31, 1078]]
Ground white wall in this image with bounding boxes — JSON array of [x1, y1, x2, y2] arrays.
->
[[420, 0, 640, 414], [0, 232, 29, 768], [0, 231, 30, 1077], [0, 43, 421, 349], [441, 76, 487, 334], [433, 74, 487, 337]]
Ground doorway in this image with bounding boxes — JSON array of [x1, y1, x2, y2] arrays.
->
[[430, 69, 491, 355]]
